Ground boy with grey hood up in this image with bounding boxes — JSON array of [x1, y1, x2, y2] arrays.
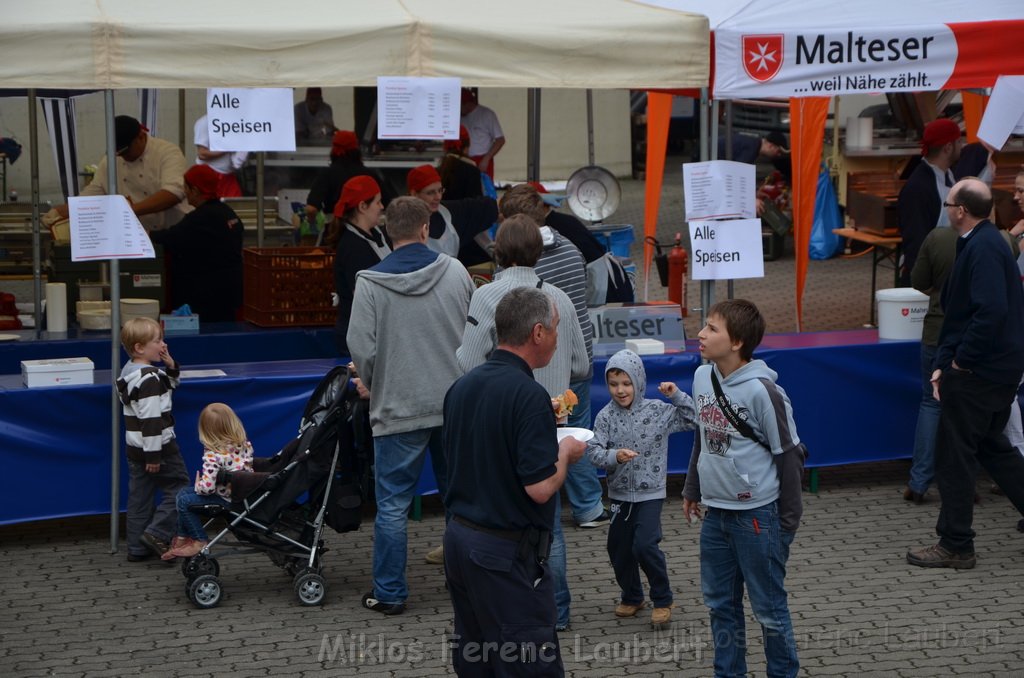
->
[[586, 349, 696, 627]]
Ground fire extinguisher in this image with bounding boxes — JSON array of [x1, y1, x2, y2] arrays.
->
[[668, 232, 688, 317]]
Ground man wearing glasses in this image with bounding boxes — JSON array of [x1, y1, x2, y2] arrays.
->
[[57, 115, 188, 231], [907, 178, 1024, 569]]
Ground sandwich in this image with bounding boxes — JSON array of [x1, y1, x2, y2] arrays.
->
[[554, 389, 578, 419]]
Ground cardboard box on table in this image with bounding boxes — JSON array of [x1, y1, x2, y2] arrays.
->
[[21, 357, 94, 388]]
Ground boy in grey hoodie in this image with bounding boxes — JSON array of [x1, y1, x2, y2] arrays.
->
[[682, 299, 805, 678], [586, 349, 696, 627]]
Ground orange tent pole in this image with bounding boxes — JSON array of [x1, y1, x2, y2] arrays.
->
[[644, 92, 673, 294], [789, 97, 830, 331], [961, 90, 988, 143]]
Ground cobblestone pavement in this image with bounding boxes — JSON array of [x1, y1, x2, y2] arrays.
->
[[2, 462, 1022, 677], [4, 166, 1022, 677]]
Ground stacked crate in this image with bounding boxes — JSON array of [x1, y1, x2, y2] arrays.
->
[[242, 247, 335, 326]]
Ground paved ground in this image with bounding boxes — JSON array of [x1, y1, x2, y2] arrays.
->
[[4, 163, 1023, 677], [2, 463, 1023, 677]]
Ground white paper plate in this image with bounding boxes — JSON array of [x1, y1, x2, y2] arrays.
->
[[0, 333, 21, 342], [556, 427, 594, 443]]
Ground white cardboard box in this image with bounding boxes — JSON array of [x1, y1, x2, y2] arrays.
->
[[21, 357, 95, 388], [625, 338, 665, 355]]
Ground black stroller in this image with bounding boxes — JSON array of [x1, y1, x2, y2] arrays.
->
[[180, 365, 371, 608]]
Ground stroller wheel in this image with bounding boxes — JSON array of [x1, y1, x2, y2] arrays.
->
[[293, 571, 327, 606], [182, 554, 220, 580], [188, 574, 223, 609]]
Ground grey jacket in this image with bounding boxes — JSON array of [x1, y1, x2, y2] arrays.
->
[[586, 350, 696, 503], [347, 245, 473, 436]]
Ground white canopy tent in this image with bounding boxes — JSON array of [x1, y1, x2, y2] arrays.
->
[[0, 0, 711, 549], [1, 0, 709, 89]]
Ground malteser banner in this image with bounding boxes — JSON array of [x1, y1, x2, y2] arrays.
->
[[714, 21, 1024, 98]]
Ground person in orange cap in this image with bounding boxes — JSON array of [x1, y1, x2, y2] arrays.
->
[[148, 165, 244, 322], [406, 164, 496, 267], [305, 130, 395, 228], [326, 175, 390, 356], [439, 125, 484, 201]]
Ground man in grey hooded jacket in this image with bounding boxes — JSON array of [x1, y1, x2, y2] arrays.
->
[[348, 196, 474, 615]]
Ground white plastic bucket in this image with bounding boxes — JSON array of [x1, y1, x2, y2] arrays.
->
[[876, 287, 929, 340]]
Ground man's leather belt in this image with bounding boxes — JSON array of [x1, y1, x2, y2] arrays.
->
[[454, 515, 525, 542]]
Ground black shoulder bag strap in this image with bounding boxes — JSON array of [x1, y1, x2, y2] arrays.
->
[[710, 369, 771, 451]]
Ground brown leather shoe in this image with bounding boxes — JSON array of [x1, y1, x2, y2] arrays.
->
[[614, 601, 645, 617], [906, 543, 976, 569], [651, 606, 672, 626]]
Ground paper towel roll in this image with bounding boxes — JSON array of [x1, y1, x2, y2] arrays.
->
[[849, 117, 873, 149], [46, 282, 68, 333]]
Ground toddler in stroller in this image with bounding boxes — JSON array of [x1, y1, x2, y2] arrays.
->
[[178, 365, 370, 608]]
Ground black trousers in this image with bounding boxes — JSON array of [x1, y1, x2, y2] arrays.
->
[[935, 369, 1024, 553], [443, 519, 562, 677]]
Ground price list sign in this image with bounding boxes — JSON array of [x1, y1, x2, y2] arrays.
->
[[377, 77, 461, 139], [68, 195, 154, 261]]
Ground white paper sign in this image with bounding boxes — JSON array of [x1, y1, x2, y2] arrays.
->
[[977, 76, 1024, 151], [68, 195, 155, 262], [377, 77, 461, 139], [688, 219, 764, 280], [682, 161, 756, 221], [206, 88, 296, 152]]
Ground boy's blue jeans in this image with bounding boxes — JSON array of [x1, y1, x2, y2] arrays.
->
[[700, 502, 798, 678]]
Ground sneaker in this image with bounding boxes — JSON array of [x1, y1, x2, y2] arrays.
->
[[906, 544, 976, 569], [902, 487, 925, 504], [555, 624, 570, 633], [140, 532, 170, 558], [614, 601, 645, 618], [577, 510, 610, 529], [361, 591, 406, 616], [651, 606, 673, 626], [126, 552, 153, 562], [425, 545, 445, 565]]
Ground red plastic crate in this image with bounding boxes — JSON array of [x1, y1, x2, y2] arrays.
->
[[243, 247, 336, 327]]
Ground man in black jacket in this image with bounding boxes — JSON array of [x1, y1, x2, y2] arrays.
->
[[907, 178, 1024, 569]]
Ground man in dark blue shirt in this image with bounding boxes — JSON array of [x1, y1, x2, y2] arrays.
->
[[442, 287, 586, 676], [908, 178, 1024, 570]]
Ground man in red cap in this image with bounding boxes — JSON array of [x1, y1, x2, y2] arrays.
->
[[407, 164, 497, 267], [148, 165, 244, 322], [460, 88, 505, 180], [897, 118, 965, 285], [305, 130, 394, 227]]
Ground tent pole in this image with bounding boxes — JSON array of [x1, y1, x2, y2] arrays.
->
[[698, 88, 713, 329], [105, 91, 122, 554], [586, 89, 595, 166], [178, 89, 187, 155], [28, 90, 42, 338], [257, 152, 265, 246], [527, 89, 541, 182]]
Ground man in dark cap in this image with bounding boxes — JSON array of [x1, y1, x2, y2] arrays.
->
[[56, 115, 189, 231], [717, 130, 788, 165], [294, 87, 336, 145]]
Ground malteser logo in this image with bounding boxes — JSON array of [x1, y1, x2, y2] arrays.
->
[[742, 34, 784, 82], [902, 307, 910, 317]]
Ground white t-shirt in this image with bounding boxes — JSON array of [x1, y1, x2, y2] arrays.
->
[[193, 116, 247, 174], [461, 104, 504, 157]]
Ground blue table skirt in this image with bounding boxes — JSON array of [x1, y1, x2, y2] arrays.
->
[[0, 330, 920, 525], [0, 323, 338, 375]]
